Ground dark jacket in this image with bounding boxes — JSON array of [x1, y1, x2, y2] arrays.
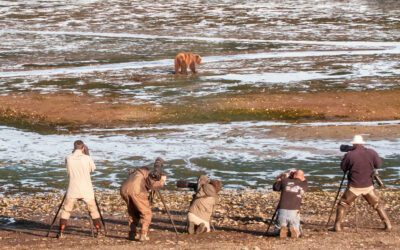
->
[[273, 178, 308, 210], [341, 145, 382, 188]]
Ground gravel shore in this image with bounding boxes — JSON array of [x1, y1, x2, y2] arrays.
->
[[1, 189, 399, 249]]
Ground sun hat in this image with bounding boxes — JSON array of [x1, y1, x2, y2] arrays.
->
[[351, 135, 365, 144]]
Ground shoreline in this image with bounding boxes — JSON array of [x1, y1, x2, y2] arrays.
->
[[0, 190, 399, 249]]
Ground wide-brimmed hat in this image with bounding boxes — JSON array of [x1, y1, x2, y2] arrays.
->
[[351, 135, 365, 144]]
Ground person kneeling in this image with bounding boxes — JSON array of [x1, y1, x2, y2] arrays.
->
[[273, 169, 308, 238], [187, 175, 222, 234]]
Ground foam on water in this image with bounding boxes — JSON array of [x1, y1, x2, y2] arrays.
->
[[0, 120, 399, 192]]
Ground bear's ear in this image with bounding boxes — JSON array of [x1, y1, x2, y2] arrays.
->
[[196, 55, 202, 64]]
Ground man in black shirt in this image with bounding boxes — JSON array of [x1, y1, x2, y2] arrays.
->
[[273, 169, 308, 238], [334, 135, 392, 232]]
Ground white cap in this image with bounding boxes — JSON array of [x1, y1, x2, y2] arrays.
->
[[351, 135, 365, 144]]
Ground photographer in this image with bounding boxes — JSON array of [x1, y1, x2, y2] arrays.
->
[[120, 157, 167, 241], [184, 175, 222, 234], [334, 135, 392, 232], [272, 169, 307, 238], [58, 140, 102, 238]]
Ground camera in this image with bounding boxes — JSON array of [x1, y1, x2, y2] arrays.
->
[[176, 180, 198, 191], [340, 144, 355, 152]]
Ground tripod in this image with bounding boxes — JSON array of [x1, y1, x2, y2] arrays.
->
[[326, 171, 347, 228], [47, 193, 107, 238], [154, 190, 179, 236]]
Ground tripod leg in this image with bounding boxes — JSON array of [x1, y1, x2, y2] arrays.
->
[[326, 171, 347, 228], [95, 197, 107, 236], [266, 206, 278, 235], [355, 199, 358, 233], [47, 193, 67, 237], [156, 190, 179, 236], [88, 215, 95, 238]]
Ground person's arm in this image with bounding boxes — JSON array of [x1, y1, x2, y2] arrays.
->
[[302, 180, 308, 192], [372, 150, 383, 169], [89, 157, 96, 172], [340, 153, 350, 172], [273, 180, 282, 191], [149, 175, 167, 190]]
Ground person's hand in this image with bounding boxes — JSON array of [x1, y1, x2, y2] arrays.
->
[[161, 175, 167, 182]]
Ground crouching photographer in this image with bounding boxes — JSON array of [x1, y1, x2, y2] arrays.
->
[[177, 175, 222, 234], [272, 169, 308, 238], [120, 157, 167, 241]]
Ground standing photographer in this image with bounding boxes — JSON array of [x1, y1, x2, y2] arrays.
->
[[58, 140, 102, 238], [334, 135, 392, 232], [272, 169, 308, 238], [120, 157, 167, 241], [184, 175, 222, 234]]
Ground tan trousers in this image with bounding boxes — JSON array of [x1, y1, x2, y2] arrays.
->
[[122, 193, 152, 234], [60, 198, 100, 220], [188, 212, 211, 232]]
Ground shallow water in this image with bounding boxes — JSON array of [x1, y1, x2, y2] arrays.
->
[[1, 121, 399, 194], [1, 1, 400, 193], [1, 1, 400, 104]]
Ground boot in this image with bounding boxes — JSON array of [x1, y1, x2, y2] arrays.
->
[[92, 218, 103, 238], [279, 226, 288, 238], [188, 221, 195, 234], [195, 223, 206, 234], [139, 233, 150, 242], [376, 206, 392, 231], [334, 205, 347, 232], [289, 226, 299, 238], [57, 218, 67, 239]]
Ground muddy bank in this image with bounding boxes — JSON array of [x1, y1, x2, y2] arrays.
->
[[0, 190, 399, 249], [1, 89, 400, 133]]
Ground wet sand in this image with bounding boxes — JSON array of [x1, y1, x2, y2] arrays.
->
[[0, 190, 399, 249]]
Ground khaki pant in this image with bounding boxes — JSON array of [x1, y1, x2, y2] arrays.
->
[[188, 212, 211, 232], [60, 198, 100, 220], [122, 193, 152, 234]]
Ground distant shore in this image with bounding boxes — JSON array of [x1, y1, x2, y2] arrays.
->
[[0, 189, 399, 249]]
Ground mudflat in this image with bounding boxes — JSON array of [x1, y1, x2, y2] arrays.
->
[[1, 89, 400, 134]]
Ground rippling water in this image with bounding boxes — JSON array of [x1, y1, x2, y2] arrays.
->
[[1, 121, 399, 194], [1, 1, 400, 193]]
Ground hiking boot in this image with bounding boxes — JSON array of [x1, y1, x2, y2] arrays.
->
[[188, 222, 195, 234], [128, 231, 140, 241], [93, 219, 104, 238], [139, 233, 150, 242], [289, 226, 299, 238], [279, 226, 288, 238], [195, 223, 206, 234]]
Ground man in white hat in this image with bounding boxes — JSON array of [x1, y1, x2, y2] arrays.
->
[[334, 135, 392, 232]]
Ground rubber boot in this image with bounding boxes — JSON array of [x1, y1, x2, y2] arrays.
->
[[92, 218, 103, 238], [57, 218, 67, 239], [279, 226, 288, 238], [289, 226, 299, 238], [376, 206, 392, 231], [334, 205, 347, 232]]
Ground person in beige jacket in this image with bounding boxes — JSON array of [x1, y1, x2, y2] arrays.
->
[[58, 140, 101, 238], [120, 157, 166, 241], [188, 175, 222, 234]]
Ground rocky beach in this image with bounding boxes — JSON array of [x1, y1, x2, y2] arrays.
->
[[0, 189, 399, 249]]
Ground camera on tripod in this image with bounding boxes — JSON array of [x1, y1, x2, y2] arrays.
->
[[176, 180, 198, 191]]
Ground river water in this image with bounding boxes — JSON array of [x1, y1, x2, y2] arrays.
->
[[0, 0, 400, 193]]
